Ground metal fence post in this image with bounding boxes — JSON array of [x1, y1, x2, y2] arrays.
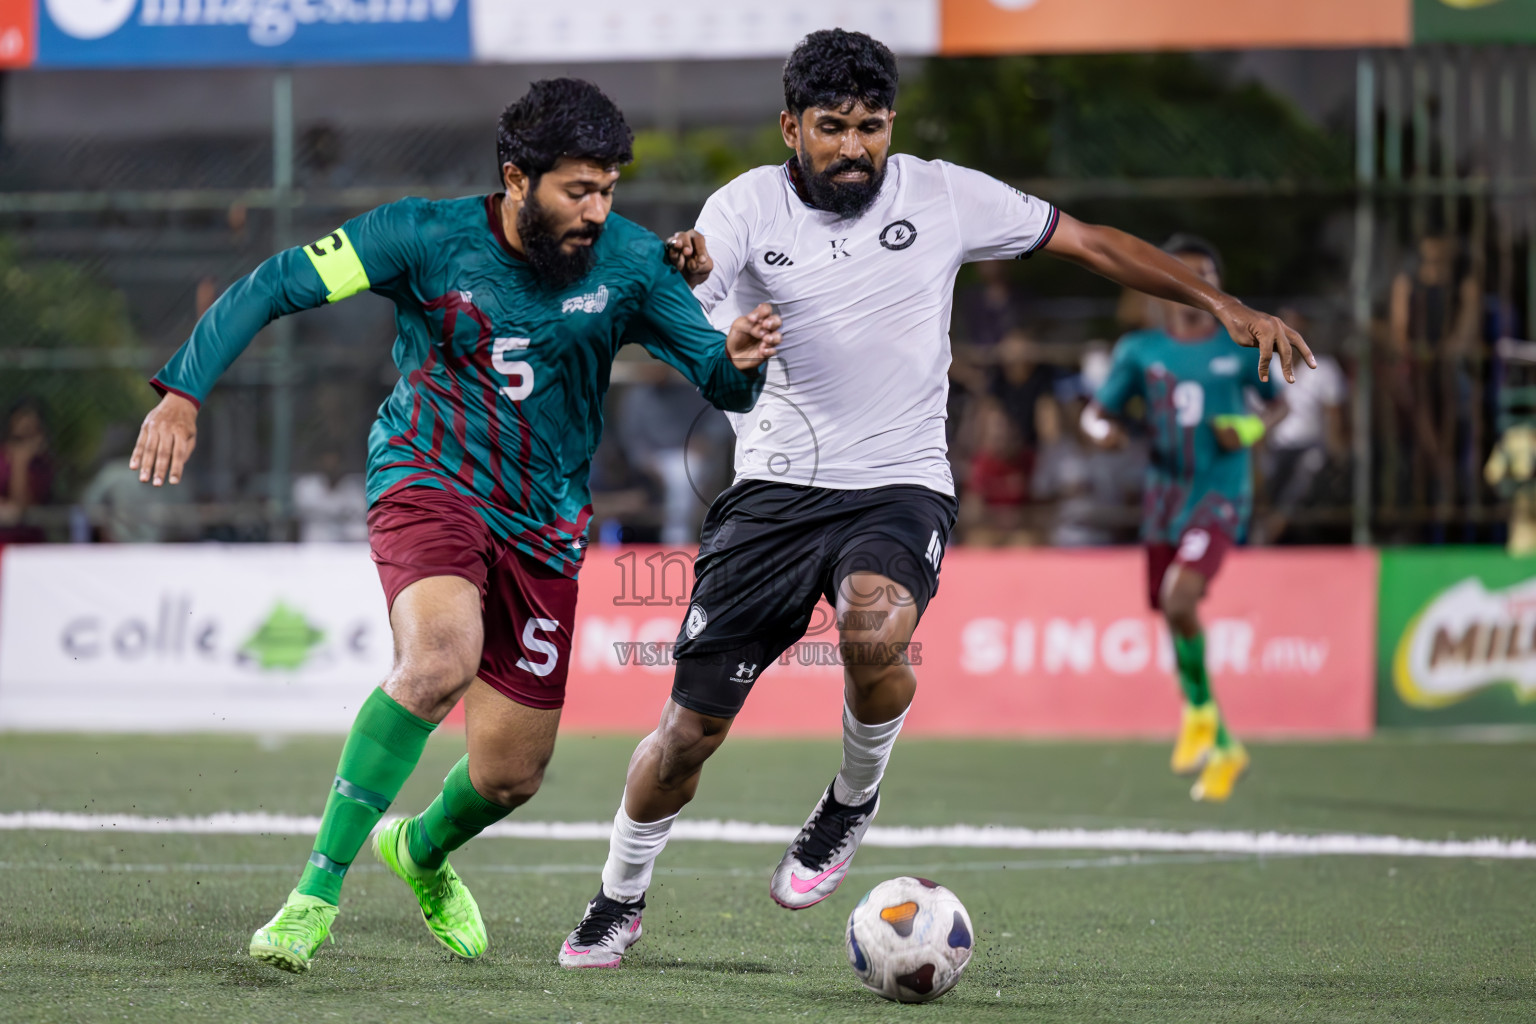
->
[[269, 69, 296, 541], [1352, 51, 1377, 547]]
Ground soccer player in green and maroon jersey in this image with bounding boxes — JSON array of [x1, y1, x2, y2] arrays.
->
[[130, 79, 781, 974], [1084, 236, 1288, 803]]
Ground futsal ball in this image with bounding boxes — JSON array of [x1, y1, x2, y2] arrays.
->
[[845, 876, 974, 1003]]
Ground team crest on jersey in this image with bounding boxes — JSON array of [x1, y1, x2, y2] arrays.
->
[[1209, 355, 1240, 376], [562, 284, 609, 315], [685, 604, 708, 639], [879, 220, 917, 251]]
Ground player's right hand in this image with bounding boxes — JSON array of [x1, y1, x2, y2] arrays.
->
[[664, 229, 714, 289], [131, 392, 198, 487], [725, 303, 782, 372]]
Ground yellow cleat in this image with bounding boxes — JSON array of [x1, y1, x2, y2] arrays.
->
[[1191, 744, 1250, 803], [1170, 703, 1219, 776]]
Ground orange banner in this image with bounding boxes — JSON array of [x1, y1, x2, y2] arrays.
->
[[940, 0, 1410, 55], [0, 0, 33, 69], [542, 546, 1378, 738]]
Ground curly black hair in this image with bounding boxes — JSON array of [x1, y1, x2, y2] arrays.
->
[[783, 29, 898, 115], [496, 78, 634, 183]]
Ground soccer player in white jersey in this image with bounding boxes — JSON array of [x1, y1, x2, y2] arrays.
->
[[559, 29, 1313, 968]]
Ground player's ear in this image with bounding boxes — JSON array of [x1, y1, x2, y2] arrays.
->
[[780, 110, 799, 151], [502, 162, 529, 202]]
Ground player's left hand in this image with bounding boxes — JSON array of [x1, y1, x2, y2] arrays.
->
[[1215, 303, 1316, 384], [1212, 423, 1244, 451], [726, 303, 782, 372], [665, 229, 714, 289]]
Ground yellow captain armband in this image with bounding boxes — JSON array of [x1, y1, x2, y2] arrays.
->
[[1212, 414, 1266, 448], [303, 228, 370, 303]]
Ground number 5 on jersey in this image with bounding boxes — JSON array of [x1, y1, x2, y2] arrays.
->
[[493, 337, 534, 401]]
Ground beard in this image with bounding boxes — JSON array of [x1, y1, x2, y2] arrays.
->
[[795, 151, 886, 220], [517, 190, 603, 291]]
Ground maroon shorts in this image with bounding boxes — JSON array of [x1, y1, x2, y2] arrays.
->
[[1146, 525, 1233, 611], [367, 486, 578, 710]]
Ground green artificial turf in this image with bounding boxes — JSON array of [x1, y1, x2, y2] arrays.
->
[[1, 733, 1533, 1023]]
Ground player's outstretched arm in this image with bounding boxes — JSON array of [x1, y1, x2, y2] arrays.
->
[[1043, 214, 1316, 384], [138, 204, 419, 485], [625, 252, 778, 413]]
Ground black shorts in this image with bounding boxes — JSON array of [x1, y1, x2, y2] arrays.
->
[[671, 480, 957, 719]]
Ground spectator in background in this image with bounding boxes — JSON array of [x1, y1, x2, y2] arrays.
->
[[618, 363, 728, 545], [958, 398, 1033, 546], [958, 260, 1029, 351], [988, 329, 1058, 452], [1032, 387, 1146, 547], [1255, 311, 1348, 544], [77, 425, 190, 543], [1389, 232, 1481, 540], [0, 399, 53, 544], [293, 450, 369, 543]]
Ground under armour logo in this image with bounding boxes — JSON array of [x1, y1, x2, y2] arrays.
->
[[733, 662, 757, 681], [829, 239, 852, 260], [925, 530, 944, 570]]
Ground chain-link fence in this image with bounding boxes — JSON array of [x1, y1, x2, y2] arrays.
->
[[1, 50, 1533, 547]]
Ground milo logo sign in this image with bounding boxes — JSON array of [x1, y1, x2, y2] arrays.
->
[[1393, 578, 1536, 708], [1378, 550, 1536, 726]]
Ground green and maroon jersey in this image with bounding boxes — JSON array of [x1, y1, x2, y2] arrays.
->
[[1095, 327, 1278, 544], [152, 195, 763, 577]]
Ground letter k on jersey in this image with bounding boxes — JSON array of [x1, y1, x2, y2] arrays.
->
[[829, 238, 852, 260]]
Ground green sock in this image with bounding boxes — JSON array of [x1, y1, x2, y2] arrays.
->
[[1214, 717, 1234, 750], [406, 755, 513, 871], [1172, 631, 1212, 707], [297, 688, 436, 905]]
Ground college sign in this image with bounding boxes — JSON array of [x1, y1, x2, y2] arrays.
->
[[1379, 549, 1536, 726]]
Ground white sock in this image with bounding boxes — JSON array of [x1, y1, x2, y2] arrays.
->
[[600, 796, 678, 903], [832, 701, 908, 806]]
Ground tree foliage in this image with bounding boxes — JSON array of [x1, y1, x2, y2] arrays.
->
[[0, 238, 147, 500]]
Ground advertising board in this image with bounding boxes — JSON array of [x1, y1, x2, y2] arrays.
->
[[35, 0, 472, 67], [1378, 548, 1536, 728]]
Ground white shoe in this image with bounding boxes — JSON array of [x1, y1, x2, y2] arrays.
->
[[558, 890, 644, 969], [769, 781, 879, 910]]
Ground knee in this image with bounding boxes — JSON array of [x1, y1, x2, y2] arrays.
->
[[391, 634, 480, 696], [1160, 594, 1199, 635], [839, 618, 916, 691], [652, 712, 728, 789], [471, 761, 547, 809]]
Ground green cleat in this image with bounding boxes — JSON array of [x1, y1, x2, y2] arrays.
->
[[250, 890, 338, 974], [373, 817, 487, 959]]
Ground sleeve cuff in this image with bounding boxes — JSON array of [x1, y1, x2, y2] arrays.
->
[[1017, 206, 1061, 261], [150, 379, 203, 410]]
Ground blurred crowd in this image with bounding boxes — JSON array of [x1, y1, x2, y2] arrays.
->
[[0, 229, 1524, 549]]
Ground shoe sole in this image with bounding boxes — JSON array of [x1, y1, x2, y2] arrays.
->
[[769, 865, 849, 911], [558, 929, 641, 969], [770, 886, 837, 911], [250, 943, 310, 974], [372, 824, 486, 960]]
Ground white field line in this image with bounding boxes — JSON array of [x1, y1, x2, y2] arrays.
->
[[0, 852, 1252, 876], [2, 811, 1534, 860]]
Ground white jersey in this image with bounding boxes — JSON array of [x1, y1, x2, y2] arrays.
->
[[694, 153, 1058, 496]]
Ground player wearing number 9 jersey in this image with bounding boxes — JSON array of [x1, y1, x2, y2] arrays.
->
[[133, 79, 780, 975], [1087, 235, 1287, 803]]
